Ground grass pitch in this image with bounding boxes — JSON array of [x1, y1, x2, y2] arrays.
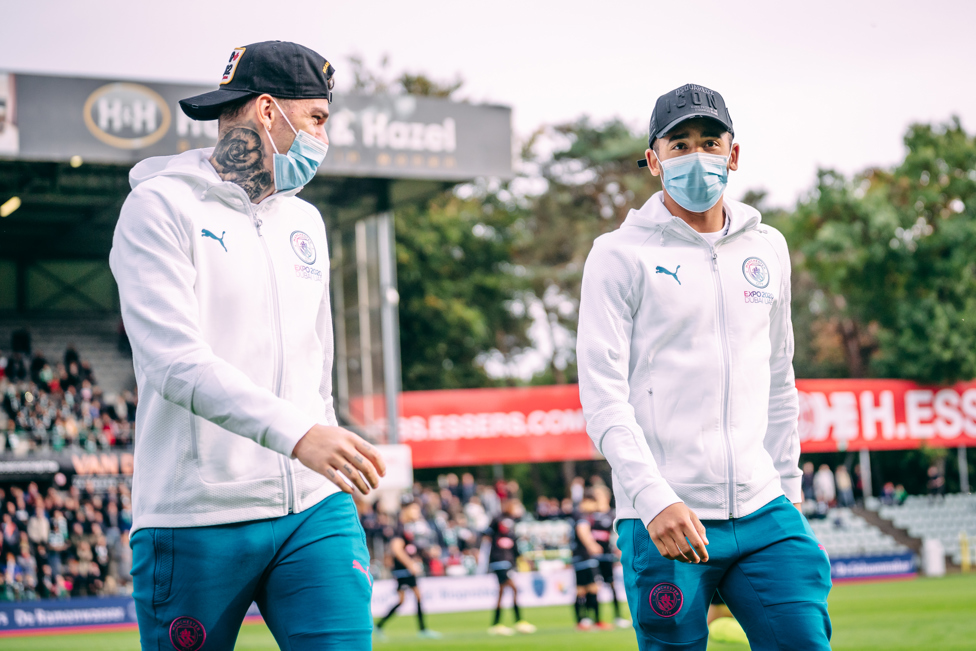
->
[[6, 573, 976, 650]]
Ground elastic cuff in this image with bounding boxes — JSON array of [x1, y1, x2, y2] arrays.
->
[[781, 474, 803, 504], [265, 408, 318, 458], [633, 479, 683, 528]]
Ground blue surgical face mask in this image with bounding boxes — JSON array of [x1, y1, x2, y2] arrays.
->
[[654, 150, 730, 213], [266, 98, 328, 192]]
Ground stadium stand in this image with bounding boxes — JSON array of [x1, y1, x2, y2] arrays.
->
[[0, 481, 133, 601], [876, 494, 976, 567], [0, 330, 136, 453], [0, 318, 135, 395], [806, 507, 909, 558]]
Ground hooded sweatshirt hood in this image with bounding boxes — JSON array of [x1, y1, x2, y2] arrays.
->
[[129, 148, 221, 191], [128, 148, 302, 205], [622, 191, 761, 241]]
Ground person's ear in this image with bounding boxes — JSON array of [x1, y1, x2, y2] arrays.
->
[[645, 148, 662, 177], [254, 94, 275, 132], [728, 142, 740, 172]]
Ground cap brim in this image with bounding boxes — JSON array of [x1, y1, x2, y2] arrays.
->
[[179, 88, 258, 121], [652, 113, 733, 143]]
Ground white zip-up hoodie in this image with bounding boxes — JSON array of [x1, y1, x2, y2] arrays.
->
[[110, 148, 340, 533], [577, 192, 801, 527]]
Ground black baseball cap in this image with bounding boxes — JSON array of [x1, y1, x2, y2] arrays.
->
[[637, 83, 734, 168], [179, 41, 336, 121]]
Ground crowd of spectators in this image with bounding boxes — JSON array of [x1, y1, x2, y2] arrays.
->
[[0, 337, 137, 452], [0, 481, 133, 602], [358, 473, 608, 579]]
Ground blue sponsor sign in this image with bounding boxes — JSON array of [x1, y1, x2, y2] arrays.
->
[[0, 595, 137, 632], [0, 596, 265, 634], [830, 553, 917, 580]]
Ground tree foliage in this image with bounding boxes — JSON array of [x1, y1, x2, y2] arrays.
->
[[514, 118, 662, 383], [396, 189, 529, 390], [785, 118, 976, 383]]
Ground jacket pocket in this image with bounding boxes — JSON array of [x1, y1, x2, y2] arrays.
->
[[151, 528, 174, 605], [631, 517, 655, 574], [647, 389, 667, 468]]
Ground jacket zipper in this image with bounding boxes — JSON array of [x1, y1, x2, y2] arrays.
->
[[250, 208, 295, 515], [710, 248, 737, 518]]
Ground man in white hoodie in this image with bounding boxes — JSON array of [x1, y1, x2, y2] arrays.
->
[[110, 41, 384, 651], [577, 84, 831, 650]]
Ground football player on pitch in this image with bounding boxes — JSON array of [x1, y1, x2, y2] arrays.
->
[[577, 84, 831, 650], [374, 499, 442, 639], [111, 41, 385, 650]]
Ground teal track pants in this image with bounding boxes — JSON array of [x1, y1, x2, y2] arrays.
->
[[131, 492, 373, 651], [617, 496, 832, 650]]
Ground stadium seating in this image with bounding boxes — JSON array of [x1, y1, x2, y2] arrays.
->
[[0, 317, 135, 394], [806, 508, 909, 558], [876, 494, 976, 566]]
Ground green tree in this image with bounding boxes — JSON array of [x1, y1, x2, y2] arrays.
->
[[787, 118, 976, 383], [515, 118, 662, 384], [396, 188, 530, 390]]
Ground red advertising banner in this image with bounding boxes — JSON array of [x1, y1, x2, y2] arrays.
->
[[796, 379, 976, 453], [398, 385, 594, 468], [398, 380, 976, 468]]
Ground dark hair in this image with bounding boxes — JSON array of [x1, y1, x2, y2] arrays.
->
[[217, 95, 258, 124]]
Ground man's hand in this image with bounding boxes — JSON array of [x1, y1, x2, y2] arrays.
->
[[646, 502, 709, 564], [794, 502, 803, 513], [411, 561, 423, 576], [292, 425, 386, 495]]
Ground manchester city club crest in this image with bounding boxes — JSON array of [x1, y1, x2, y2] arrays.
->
[[290, 230, 316, 265], [169, 616, 206, 651], [649, 582, 683, 618], [742, 256, 770, 288]]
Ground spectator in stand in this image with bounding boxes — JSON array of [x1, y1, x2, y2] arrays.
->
[[460, 473, 477, 505], [927, 464, 946, 500], [10, 328, 30, 356], [894, 484, 908, 505], [880, 481, 896, 506], [835, 465, 855, 508], [853, 464, 865, 504], [570, 476, 585, 507], [814, 463, 836, 506], [801, 462, 816, 503], [64, 344, 80, 371]]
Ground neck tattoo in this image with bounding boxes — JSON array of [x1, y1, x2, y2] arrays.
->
[[209, 123, 273, 203]]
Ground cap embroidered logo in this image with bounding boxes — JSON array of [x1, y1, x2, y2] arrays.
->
[[220, 47, 246, 85]]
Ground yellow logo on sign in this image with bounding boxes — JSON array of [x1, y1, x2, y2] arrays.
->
[[83, 83, 172, 150]]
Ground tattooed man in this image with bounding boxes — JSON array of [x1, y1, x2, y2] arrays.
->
[[110, 41, 385, 651]]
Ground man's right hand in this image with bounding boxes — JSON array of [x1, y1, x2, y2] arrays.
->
[[292, 425, 386, 495], [646, 502, 709, 564]]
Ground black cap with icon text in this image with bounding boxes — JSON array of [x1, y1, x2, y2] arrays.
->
[[179, 41, 336, 121], [638, 84, 734, 168]]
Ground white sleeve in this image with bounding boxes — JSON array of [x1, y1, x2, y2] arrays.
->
[[763, 231, 802, 502], [577, 237, 681, 527], [109, 185, 317, 458]]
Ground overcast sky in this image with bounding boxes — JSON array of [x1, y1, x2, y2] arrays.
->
[[3, 0, 975, 207]]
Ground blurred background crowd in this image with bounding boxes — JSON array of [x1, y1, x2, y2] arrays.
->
[[0, 334, 137, 452]]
